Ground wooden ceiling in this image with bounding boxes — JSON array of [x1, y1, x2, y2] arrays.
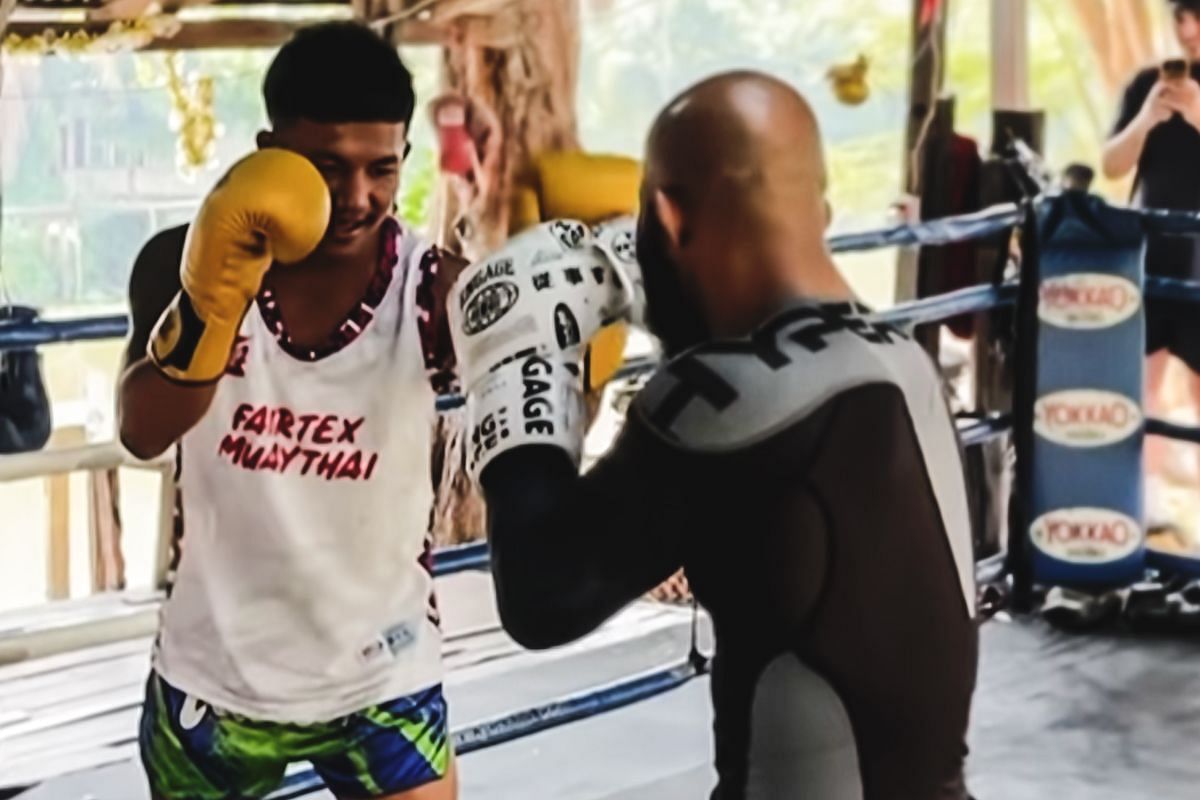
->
[[4, 0, 519, 51]]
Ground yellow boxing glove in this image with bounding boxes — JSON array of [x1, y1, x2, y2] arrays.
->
[[149, 149, 330, 383], [512, 151, 641, 394]]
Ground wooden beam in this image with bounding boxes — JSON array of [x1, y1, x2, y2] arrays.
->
[[364, 0, 521, 44], [4, 13, 480, 51], [87, 0, 211, 23], [15, 0, 343, 13], [426, 0, 513, 23], [392, 17, 445, 44], [4, 17, 309, 49], [386, 13, 523, 47], [148, 18, 308, 48]]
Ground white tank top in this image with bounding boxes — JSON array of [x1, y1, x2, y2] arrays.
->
[[154, 222, 444, 723]]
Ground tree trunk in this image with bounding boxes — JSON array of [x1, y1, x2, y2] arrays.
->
[[429, 0, 582, 546], [437, 0, 580, 256]]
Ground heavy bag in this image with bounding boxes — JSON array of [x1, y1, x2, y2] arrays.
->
[[0, 305, 53, 454]]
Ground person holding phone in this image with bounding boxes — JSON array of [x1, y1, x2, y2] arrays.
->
[[1103, 1, 1200, 523]]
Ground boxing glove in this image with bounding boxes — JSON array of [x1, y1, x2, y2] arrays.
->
[[449, 219, 641, 480], [509, 151, 643, 234], [148, 148, 331, 383], [510, 151, 643, 395]]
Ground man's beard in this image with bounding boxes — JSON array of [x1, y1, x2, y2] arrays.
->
[[635, 209, 711, 357]]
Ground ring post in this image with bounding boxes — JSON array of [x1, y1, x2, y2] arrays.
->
[[1023, 193, 1147, 590]]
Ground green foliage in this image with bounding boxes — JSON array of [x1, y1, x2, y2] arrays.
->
[[397, 45, 441, 230], [399, 142, 437, 228]]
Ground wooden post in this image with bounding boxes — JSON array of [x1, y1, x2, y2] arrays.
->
[[46, 473, 72, 600], [902, 0, 950, 195], [967, 1, 1046, 570], [88, 467, 125, 593], [991, 0, 1030, 112], [912, 96, 957, 357], [153, 462, 178, 591], [44, 426, 86, 600], [896, 0, 949, 306]]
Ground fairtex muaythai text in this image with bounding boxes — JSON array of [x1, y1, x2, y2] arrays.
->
[[216, 403, 379, 481]]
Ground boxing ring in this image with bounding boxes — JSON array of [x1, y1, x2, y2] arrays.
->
[[6, 180, 1200, 798]]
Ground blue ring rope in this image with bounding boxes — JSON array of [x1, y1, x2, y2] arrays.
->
[[7, 198, 1200, 356], [0, 202, 1029, 354], [268, 658, 706, 799], [4, 206, 1200, 445], [431, 540, 489, 577]]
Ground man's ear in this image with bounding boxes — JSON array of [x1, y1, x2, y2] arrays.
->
[[255, 130, 274, 150], [824, 199, 833, 230], [653, 189, 685, 250]]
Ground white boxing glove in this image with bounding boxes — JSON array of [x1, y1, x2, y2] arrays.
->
[[591, 215, 644, 327], [449, 218, 639, 481]]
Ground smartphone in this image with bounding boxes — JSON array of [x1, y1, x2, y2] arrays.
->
[[1162, 58, 1189, 81]]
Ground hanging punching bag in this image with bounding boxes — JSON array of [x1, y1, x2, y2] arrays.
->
[[0, 305, 53, 454]]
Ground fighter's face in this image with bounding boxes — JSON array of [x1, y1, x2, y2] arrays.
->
[[1174, 7, 1200, 60], [261, 119, 409, 259], [635, 192, 711, 356]]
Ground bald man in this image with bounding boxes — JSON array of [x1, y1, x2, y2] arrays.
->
[[450, 71, 978, 799]]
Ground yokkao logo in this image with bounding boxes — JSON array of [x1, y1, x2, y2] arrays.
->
[[1038, 273, 1141, 329], [1030, 507, 1142, 563], [1034, 389, 1141, 447]]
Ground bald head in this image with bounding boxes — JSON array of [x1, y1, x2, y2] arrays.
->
[[635, 71, 851, 353], [644, 70, 827, 228]]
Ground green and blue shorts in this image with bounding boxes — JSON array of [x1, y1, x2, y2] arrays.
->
[[139, 672, 450, 799]]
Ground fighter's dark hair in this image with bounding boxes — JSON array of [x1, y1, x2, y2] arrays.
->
[[262, 22, 415, 127]]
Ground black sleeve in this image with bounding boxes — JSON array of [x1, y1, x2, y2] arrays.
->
[[122, 225, 188, 370], [1112, 69, 1154, 137], [480, 412, 689, 649]]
